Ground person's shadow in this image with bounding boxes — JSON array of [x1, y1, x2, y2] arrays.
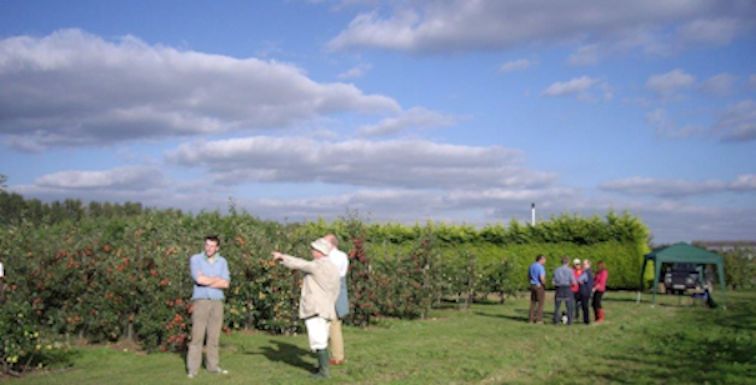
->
[[248, 340, 314, 373]]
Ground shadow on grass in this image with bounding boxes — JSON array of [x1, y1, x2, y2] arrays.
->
[[583, 291, 756, 385], [247, 340, 314, 374], [474, 311, 530, 323], [603, 296, 642, 303]]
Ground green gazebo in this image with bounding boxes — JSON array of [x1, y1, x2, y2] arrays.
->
[[639, 242, 726, 304]]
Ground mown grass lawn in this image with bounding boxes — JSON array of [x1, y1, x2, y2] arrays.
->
[[8, 290, 755, 385]]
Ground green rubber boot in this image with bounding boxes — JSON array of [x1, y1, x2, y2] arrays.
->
[[312, 348, 330, 379]]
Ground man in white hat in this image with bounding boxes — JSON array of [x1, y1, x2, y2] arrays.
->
[[272, 238, 340, 378]]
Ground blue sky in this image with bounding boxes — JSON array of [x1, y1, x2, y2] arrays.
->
[[1, 0, 754, 243]]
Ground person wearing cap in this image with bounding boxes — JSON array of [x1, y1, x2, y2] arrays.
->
[[187, 235, 230, 379], [272, 238, 340, 379], [323, 233, 349, 366], [552, 256, 577, 325], [571, 258, 583, 321]]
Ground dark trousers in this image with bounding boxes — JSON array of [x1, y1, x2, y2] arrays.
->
[[529, 285, 545, 323], [579, 290, 591, 324], [573, 291, 581, 319], [592, 290, 604, 316], [553, 286, 574, 325]]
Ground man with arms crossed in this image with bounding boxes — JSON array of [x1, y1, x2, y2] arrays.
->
[[187, 235, 230, 379]]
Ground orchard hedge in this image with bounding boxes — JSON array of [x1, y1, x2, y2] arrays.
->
[[0, 194, 650, 373]]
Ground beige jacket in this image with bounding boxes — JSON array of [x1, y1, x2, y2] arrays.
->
[[279, 254, 340, 321]]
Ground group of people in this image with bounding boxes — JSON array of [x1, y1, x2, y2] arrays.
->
[[187, 234, 349, 379], [528, 255, 608, 325]]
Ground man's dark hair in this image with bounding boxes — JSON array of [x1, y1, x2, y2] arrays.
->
[[205, 235, 221, 246], [536, 255, 546, 262], [561, 256, 570, 265]]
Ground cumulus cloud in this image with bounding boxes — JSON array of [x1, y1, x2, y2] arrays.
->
[[166, 136, 557, 189], [714, 100, 756, 142], [645, 108, 703, 139], [645, 69, 696, 97], [327, 0, 755, 54], [676, 17, 742, 45], [600, 175, 756, 197], [542, 76, 611, 101], [337, 63, 372, 79], [357, 107, 456, 136], [0, 29, 399, 150], [568, 45, 600, 66], [499, 58, 534, 73], [34, 166, 165, 191], [700, 73, 735, 96]]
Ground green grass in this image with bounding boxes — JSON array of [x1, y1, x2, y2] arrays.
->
[[8, 290, 755, 385]]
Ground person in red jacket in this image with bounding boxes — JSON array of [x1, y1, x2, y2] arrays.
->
[[592, 260, 608, 323], [571, 258, 582, 320]]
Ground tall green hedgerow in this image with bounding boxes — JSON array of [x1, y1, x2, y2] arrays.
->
[[0, 192, 650, 365]]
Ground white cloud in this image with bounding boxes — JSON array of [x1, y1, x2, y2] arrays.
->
[[327, 0, 755, 54], [0, 29, 399, 150], [700, 73, 735, 96], [166, 136, 557, 189], [730, 174, 756, 191], [337, 63, 372, 79], [645, 108, 703, 139], [357, 107, 456, 136], [542, 76, 611, 101], [677, 17, 742, 45], [34, 166, 165, 191], [568, 45, 600, 66], [499, 58, 534, 73], [600, 175, 756, 197], [645, 69, 696, 97], [714, 100, 756, 142]]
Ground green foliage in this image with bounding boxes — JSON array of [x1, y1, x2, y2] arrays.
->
[[722, 249, 755, 290], [0, 193, 650, 370]]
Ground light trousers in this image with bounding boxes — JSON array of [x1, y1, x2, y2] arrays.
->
[[187, 300, 224, 374], [305, 317, 330, 351], [329, 318, 344, 361]]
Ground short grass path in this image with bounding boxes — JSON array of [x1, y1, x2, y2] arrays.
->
[[10, 290, 755, 385]]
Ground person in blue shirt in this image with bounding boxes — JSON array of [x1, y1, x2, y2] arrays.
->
[[186, 235, 230, 379], [528, 255, 547, 323]]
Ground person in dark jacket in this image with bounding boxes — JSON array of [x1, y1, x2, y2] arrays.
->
[[577, 259, 593, 325]]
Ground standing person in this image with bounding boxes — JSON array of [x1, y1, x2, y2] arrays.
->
[[187, 235, 230, 379], [571, 258, 582, 321], [324, 233, 349, 366], [272, 238, 340, 379], [577, 259, 593, 325], [552, 256, 577, 325], [528, 255, 547, 324], [593, 260, 608, 323]]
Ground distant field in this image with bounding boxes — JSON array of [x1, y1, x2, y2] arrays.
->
[[9, 290, 755, 385]]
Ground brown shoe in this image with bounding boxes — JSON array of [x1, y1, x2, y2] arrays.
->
[[329, 359, 345, 366]]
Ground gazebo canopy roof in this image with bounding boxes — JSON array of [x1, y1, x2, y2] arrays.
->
[[645, 242, 724, 265]]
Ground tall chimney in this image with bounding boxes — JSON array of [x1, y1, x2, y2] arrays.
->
[[531, 203, 536, 226]]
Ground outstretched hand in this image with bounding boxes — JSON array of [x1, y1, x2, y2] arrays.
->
[[272, 251, 284, 261]]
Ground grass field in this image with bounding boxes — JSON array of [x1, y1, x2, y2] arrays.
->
[[6, 290, 755, 385]]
